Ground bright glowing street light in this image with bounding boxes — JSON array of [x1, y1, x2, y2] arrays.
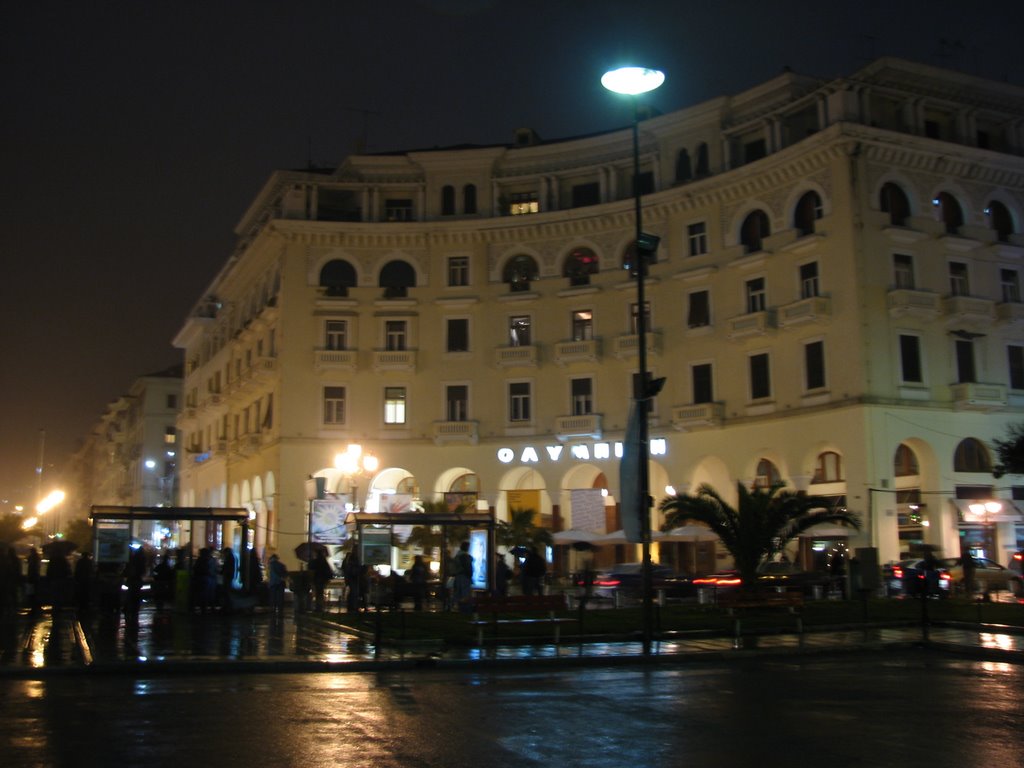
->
[[600, 66, 665, 96], [36, 489, 66, 515]]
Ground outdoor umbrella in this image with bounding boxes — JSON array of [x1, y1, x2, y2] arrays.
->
[[660, 525, 718, 542], [592, 530, 666, 545], [41, 540, 78, 558], [294, 542, 329, 562], [551, 529, 601, 545]]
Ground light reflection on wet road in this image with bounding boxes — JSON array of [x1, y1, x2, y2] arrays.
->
[[1, 652, 1022, 768]]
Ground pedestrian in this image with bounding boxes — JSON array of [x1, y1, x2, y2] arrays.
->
[[409, 555, 429, 610], [192, 548, 216, 614], [310, 550, 333, 612], [220, 546, 236, 613], [494, 553, 512, 598], [46, 548, 72, 612], [961, 550, 977, 598], [26, 547, 41, 614], [342, 549, 361, 612], [248, 550, 265, 603], [151, 553, 174, 610], [521, 546, 546, 596], [73, 551, 94, 613], [123, 547, 147, 619], [267, 554, 287, 614], [452, 541, 473, 612]]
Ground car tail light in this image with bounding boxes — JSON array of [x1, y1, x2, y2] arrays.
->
[[593, 578, 620, 587], [893, 566, 903, 579], [1014, 553, 1023, 562]]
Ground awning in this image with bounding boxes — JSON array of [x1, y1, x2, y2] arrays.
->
[[949, 499, 1023, 523]]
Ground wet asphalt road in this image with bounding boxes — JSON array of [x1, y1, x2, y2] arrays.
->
[[1, 651, 1022, 768]]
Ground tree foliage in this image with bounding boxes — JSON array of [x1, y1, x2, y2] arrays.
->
[[0, 513, 30, 546], [659, 482, 861, 590], [992, 423, 1024, 478], [495, 507, 553, 550]]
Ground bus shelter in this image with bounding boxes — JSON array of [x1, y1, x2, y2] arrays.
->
[[344, 510, 496, 592], [89, 505, 251, 589]]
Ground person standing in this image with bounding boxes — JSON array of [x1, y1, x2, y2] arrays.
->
[[409, 555, 429, 610], [521, 546, 546, 596], [452, 541, 473, 612], [73, 551, 94, 613], [267, 554, 287, 615], [26, 547, 41, 614], [220, 546, 236, 613], [342, 549, 362, 612], [310, 550, 333, 612], [494, 553, 512, 598]]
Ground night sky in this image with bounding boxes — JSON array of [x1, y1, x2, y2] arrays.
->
[[3, 0, 1023, 506]]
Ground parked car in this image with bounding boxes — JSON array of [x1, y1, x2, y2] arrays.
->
[[941, 557, 1024, 597], [756, 561, 843, 596], [1009, 551, 1023, 576], [884, 558, 951, 597], [580, 563, 695, 600]]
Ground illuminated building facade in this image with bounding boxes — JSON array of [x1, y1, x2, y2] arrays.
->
[[174, 58, 1024, 571]]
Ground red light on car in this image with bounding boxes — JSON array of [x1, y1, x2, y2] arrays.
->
[[593, 578, 621, 587], [1014, 553, 1023, 562], [893, 566, 903, 579]]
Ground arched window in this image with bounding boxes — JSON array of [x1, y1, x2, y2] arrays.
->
[[379, 260, 416, 298], [319, 259, 357, 297], [503, 254, 539, 293], [812, 451, 842, 483], [934, 191, 963, 235], [753, 459, 781, 489], [894, 444, 919, 476], [954, 438, 991, 473], [880, 182, 910, 227], [740, 210, 771, 253], [695, 143, 710, 177], [563, 247, 599, 286], [463, 184, 477, 215], [450, 473, 479, 493], [794, 191, 823, 236], [675, 149, 692, 183], [441, 185, 455, 216], [987, 200, 1014, 243]]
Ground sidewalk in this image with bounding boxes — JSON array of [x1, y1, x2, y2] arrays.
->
[[2, 602, 1022, 677]]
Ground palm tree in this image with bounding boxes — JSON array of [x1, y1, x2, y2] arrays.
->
[[659, 482, 860, 591], [495, 507, 553, 551]]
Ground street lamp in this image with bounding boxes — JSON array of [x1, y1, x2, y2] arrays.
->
[[333, 444, 379, 510], [603, 65, 665, 656]]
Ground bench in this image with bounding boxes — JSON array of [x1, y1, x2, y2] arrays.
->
[[716, 590, 805, 639], [469, 594, 576, 646]]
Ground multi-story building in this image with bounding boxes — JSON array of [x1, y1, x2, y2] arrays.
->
[[67, 365, 182, 539], [174, 58, 1024, 573]]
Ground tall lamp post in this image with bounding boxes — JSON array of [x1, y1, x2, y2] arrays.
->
[[602, 66, 665, 656]]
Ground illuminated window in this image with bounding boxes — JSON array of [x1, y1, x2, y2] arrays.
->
[[164, 427, 177, 444], [563, 248, 599, 286], [509, 192, 539, 215], [509, 316, 531, 347], [384, 387, 407, 425], [571, 310, 593, 341]]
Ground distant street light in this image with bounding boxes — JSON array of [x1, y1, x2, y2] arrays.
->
[[36, 489, 65, 515], [603, 64, 665, 658]]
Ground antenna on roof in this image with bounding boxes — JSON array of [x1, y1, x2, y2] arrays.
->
[[340, 106, 381, 154]]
